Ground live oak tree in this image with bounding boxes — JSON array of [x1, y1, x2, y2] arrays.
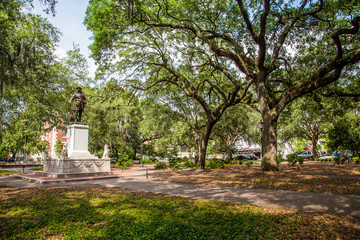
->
[[0, 1, 88, 157], [327, 112, 360, 157], [141, 85, 207, 166], [85, 0, 360, 171], [86, 2, 256, 169], [278, 94, 346, 159], [0, 10, 62, 152], [211, 104, 257, 162], [84, 81, 143, 159]]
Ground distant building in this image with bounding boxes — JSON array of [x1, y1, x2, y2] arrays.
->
[[40, 124, 67, 159]]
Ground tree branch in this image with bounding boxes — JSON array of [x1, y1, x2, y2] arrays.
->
[[236, 0, 258, 43]]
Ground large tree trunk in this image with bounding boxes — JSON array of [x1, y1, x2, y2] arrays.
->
[[199, 121, 216, 169], [261, 111, 279, 171], [312, 134, 318, 160], [225, 142, 233, 163], [193, 133, 200, 166]]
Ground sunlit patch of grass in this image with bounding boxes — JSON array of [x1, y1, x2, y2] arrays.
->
[[0, 170, 19, 176], [29, 167, 43, 171]]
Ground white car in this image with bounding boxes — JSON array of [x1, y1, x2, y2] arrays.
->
[[297, 151, 313, 158]]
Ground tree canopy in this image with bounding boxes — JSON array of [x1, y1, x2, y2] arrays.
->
[[85, 0, 360, 170]]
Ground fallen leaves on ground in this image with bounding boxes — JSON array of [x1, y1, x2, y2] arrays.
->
[[151, 162, 360, 195]]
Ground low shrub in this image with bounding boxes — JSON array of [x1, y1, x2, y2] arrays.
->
[[206, 158, 224, 169], [245, 161, 254, 168], [116, 154, 133, 169], [298, 157, 304, 165], [155, 162, 167, 169], [353, 157, 360, 164], [183, 159, 196, 168], [141, 158, 159, 164], [333, 156, 341, 165], [169, 158, 183, 171], [116, 159, 133, 169], [286, 154, 304, 167], [277, 155, 285, 164]]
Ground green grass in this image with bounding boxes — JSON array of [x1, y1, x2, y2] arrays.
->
[[0, 170, 19, 176], [29, 167, 43, 171], [0, 186, 358, 239]]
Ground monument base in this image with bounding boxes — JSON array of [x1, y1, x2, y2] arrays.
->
[[42, 124, 112, 177], [43, 158, 111, 175], [35, 169, 113, 178]]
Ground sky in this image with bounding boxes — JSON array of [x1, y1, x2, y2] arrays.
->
[[32, 0, 96, 78]]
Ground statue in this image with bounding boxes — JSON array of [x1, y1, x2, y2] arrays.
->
[[60, 142, 68, 159], [68, 87, 87, 123], [102, 144, 110, 159]]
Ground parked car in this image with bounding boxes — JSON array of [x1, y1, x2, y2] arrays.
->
[[296, 151, 313, 159], [246, 154, 259, 160], [233, 154, 249, 160]]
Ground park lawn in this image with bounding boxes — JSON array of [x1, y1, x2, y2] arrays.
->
[[152, 162, 360, 195], [0, 185, 359, 240], [29, 167, 43, 171], [0, 170, 19, 176]]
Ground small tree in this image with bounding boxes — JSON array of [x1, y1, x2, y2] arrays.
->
[[54, 140, 63, 158]]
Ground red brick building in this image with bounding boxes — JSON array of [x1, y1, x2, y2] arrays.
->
[[40, 123, 67, 159]]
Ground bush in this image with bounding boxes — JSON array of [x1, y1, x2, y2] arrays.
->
[[183, 159, 196, 168], [143, 158, 158, 164], [277, 155, 285, 164], [239, 160, 244, 165], [155, 162, 167, 169], [298, 157, 304, 165], [169, 158, 183, 171], [206, 158, 224, 169], [245, 161, 254, 168], [353, 157, 360, 164], [333, 156, 341, 165], [286, 154, 304, 167], [116, 154, 133, 169]]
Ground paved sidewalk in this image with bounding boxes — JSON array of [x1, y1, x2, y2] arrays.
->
[[1, 174, 359, 217]]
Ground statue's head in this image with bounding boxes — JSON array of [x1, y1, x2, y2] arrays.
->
[[76, 87, 82, 92]]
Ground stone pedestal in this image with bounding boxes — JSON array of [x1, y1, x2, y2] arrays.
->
[[43, 124, 111, 177], [67, 124, 96, 159]]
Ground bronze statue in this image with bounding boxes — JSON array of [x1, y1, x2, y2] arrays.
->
[[68, 87, 87, 123]]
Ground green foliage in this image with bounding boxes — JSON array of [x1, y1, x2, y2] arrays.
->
[[333, 156, 342, 165], [183, 159, 196, 168], [245, 161, 254, 168], [353, 157, 360, 164], [277, 155, 285, 164], [327, 113, 360, 157], [29, 167, 43, 171], [286, 154, 304, 167], [206, 158, 224, 169], [142, 158, 158, 164], [84, 0, 360, 172], [169, 158, 183, 171], [116, 154, 133, 169], [0, 170, 19, 175], [154, 162, 167, 169], [54, 140, 63, 157]]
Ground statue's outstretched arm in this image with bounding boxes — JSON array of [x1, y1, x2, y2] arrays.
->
[[68, 94, 75, 106]]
